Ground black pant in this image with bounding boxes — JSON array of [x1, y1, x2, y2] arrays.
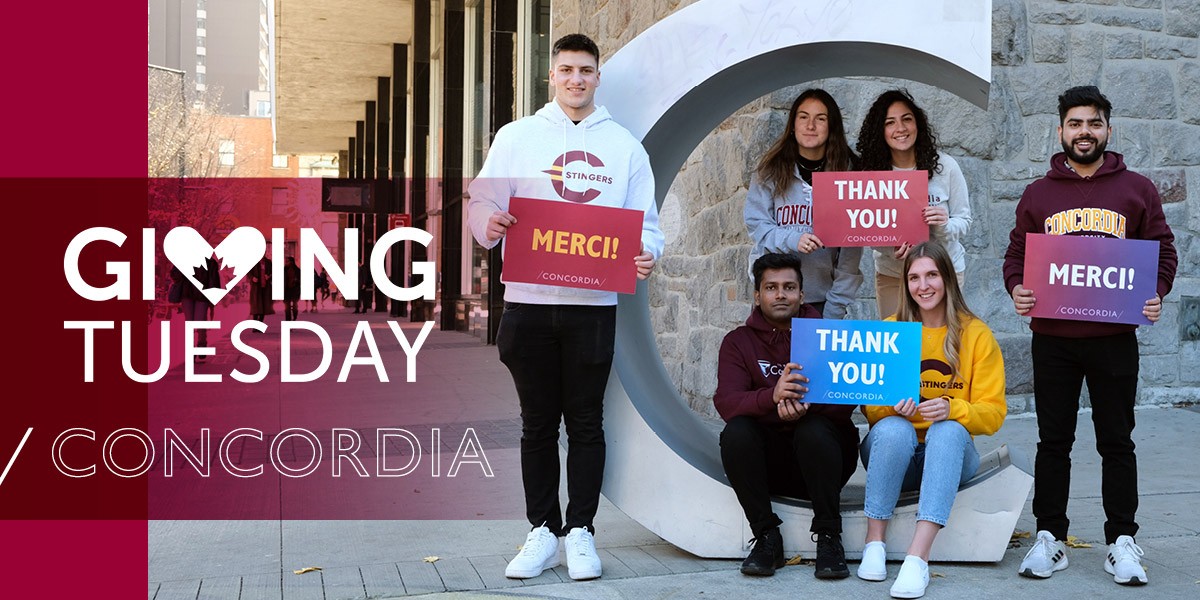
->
[[356, 287, 373, 313], [1032, 332, 1140, 544], [720, 414, 858, 537], [497, 302, 616, 536]]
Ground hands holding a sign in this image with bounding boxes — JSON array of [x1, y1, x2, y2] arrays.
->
[[893, 396, 950, 422], [1010, 284, 1036, 316], [634, 244, 656, 280], [922, 204, 949, 227], [797, 233, 824, 254], [1143, 295, 1162, 321], [485, 210, 516, 242], [887, 204, 950, 261], [772, 363, 810, 421], [1016, 234, 1163, 325]]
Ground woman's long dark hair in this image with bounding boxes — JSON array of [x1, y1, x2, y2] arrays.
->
[[756, 88, 857, 197], [855, 89, 941, 178]]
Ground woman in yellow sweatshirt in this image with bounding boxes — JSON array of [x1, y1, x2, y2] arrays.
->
[[856, 241, 1006, 598]]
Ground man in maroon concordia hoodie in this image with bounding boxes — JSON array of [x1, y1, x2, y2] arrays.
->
[[715, 252, 859, 580], [1003, 86, 1176, 586]]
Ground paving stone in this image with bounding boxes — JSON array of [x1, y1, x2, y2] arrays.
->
[[606, 546, 670, 577], [153, 580, 200, 600], [397, 560, 444, 595], [239, 572, 282, 600], [196, 576, 241, 600], [467, 555, 523, 589], [640, 543, 710, 574], [359, 563, 405, 598], [282, 569, 325, 600], [321, 565, 367, 599]]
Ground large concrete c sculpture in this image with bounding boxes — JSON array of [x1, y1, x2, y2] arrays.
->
[[594, 0, 1032, 560]]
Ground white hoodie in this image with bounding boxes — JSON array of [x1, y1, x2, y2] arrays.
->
[[467, 100, 664, 306]]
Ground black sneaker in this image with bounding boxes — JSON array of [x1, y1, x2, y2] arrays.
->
[[741, 527, 785, 576], [813, 532, 850, 579]]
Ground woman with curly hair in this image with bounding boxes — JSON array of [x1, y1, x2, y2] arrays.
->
[[856, 89, 971, 319], [856, 241, 1005, 598], [745, 88, 863, 320]]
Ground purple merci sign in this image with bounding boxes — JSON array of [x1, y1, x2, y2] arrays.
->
[[1023, 233, 1159, 325]]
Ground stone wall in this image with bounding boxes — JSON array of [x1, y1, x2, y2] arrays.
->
[[553, 0, 1200, 417]]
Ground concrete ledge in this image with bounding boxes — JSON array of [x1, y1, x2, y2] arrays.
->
[[771, 444, 1034, 562]]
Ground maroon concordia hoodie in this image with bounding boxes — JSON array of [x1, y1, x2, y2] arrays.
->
[[1003, 151, 1177, 338], [713, 304, 856, 433]]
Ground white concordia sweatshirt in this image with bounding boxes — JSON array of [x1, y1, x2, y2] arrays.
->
[[467, 100, 664, 306]]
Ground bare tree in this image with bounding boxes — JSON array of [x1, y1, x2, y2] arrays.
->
[[148, 66, 253, 304]]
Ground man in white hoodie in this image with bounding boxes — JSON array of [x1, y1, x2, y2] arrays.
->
[[466, 33, 664, 582]]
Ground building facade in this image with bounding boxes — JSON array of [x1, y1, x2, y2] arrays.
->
[[149, 0, 273, 116]]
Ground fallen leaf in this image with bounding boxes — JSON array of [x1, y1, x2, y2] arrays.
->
[[1010, 530, 1031, 540], [1064, 536, 1092, 549], [292, 567, 322, 575], [931, 572, 946, 579], [423, 556, 440, 563], [785, 554, 810, 566]]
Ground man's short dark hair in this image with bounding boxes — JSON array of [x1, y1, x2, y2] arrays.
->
[[1058, 85, 1112, 124], [752, 253, 804, 291], [552, 33, 600, 64]]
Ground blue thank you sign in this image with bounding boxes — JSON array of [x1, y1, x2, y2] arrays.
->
[[790, 319, 922, 406]]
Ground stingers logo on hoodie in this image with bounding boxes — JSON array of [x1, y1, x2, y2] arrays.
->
[[542, 150, 613, 203], [919, 359, 963, 401]]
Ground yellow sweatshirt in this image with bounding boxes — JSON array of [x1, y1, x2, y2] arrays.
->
[[865, 317, 1006, 442]]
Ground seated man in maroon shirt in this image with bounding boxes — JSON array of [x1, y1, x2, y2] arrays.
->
[[715, 252, 859, 580]]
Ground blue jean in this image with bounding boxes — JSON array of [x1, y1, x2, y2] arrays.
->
[[860, 416, 979, 526]]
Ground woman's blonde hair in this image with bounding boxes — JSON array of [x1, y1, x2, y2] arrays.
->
[[896, 241, 976, 381]]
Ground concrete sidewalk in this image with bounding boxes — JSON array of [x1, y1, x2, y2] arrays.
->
[[148, 312, 1200, 599]]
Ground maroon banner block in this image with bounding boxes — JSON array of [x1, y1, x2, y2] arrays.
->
[[812, 171, 929, 247], [503, 196, 644, 294]]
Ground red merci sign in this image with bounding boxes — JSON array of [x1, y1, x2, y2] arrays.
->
[[502, 196, 644, 294], [811, 171, 929, 247]]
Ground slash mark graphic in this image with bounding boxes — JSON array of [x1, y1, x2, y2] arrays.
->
[[1, 428, 33, 488]]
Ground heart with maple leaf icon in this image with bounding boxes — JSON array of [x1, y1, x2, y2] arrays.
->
[[163, 227, 266, 305]]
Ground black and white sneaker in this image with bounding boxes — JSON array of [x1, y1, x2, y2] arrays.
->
[[1018, 530, 1069, 579], [1105, 535, 1147, 586]]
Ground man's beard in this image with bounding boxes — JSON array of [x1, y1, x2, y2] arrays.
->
[[1061, 135, 1107, 165]]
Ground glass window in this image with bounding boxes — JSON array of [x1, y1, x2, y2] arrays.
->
[[271, 187, 290, 215], [527, 0, 551, 111], [218, 140, 235, 166]]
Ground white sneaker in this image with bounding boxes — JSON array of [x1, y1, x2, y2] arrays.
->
[[857, 540, 887, 581], [1105, 535, 1148, 586], [1018, 530, 1069, 578], [505, 526, 559, 579], [564, 527, 602, 580], [889, 555, 929, 599]]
